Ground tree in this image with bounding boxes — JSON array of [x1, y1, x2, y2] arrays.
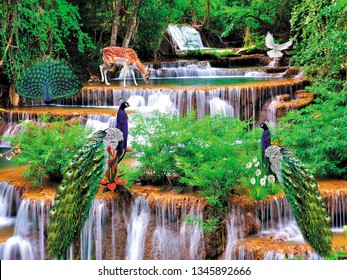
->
[[275, 0, 347, 179], [217, 0, 297, 47], [0, 0, 94, 83]]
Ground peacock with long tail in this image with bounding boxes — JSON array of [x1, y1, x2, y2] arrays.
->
[[264, 144, 332, 258], [47, 130, 107, 259], [15, 58, 82, 105]]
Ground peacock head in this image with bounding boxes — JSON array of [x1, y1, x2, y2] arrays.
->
[[120, 101, 130, 110], [260, 123, 269, 130]]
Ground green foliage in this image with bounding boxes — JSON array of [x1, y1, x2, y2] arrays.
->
[[275, 84, 347, 179], [185, 214, 219, 233], [274, 0, 347, 179], [218, 0, 297, 43], [130, 111, 260, 205], [182, 49, 238, 60], [290, 0, 347, 82], [3, 115, 91, 186], [0, 0, 95, 82]]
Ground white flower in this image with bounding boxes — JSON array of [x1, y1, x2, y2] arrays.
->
[[250, 178, 256, 185], [256, 169, 261, 177], [246, 162, 252, 169], [253, 157, 257, 162], [255, 161, 260, 167], [260, 178, 266, 186], [268, 175, 276, 184]]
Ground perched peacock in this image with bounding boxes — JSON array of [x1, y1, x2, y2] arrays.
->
[[15, 58, 82, 104], [47, 130, 107, 259], [265, 145, 332, 257]]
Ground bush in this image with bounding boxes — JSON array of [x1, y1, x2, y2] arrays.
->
[[2, 115, 91, 186], [274, 84, 347, 179], [130, 111, 262, 208]]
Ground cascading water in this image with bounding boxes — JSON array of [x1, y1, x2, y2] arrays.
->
[[166, 25, 205, 51], [327, 190, 347, 229], [0, 198, 50, 260], [80, 200, 109, 260], [224, 207, 246, 260], [179, 202, 205, 260], [124, 196, 151, 260], [0, 182, 21, 225], [151, 200, 182, 260]]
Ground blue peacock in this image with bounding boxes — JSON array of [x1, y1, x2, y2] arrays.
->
[[47, 103, 128, 259], [261, 123, 332, 258]]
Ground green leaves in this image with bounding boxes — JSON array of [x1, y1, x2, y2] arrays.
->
[[130, 111, 260, 203], [275, 86, 347, 179], [1, 0, 94, 82], [2, 116, 91, 186]]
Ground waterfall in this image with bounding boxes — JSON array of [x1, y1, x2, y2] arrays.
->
[[224, 208, 246, 260], [327, 190, 347, 229], [210, 97, 234, 116], [80, 200, 109, 260], [266, 99, 278, 123], [264, 249, 321, 260], [85, 114, 118, 132], [0, 123, 23, 147], [166, 25, 205, 51], [125, 196, 151, 260], [151, 200, 182, 259], [179, 202, 205, 260], [0, 198, 50, 260], [0, 182, 21, 224]]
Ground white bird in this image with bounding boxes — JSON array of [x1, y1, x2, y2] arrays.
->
[[265, 32, 292, 58]]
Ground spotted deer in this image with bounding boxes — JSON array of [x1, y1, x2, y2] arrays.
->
[[99, 46, 150, 87]]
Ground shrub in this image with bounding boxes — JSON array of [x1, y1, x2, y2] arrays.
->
[[130, 111, 262, 208], [2, 115, 91, 186], [274, 84, 347, 179]]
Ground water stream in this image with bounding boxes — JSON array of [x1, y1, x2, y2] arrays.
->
[[0, 182, 345, 260]]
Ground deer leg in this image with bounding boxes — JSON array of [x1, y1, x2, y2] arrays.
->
[[99, 64, 105, 82], [123, 64, 128, 88], [100, 64, 111, 85], [131, 69, 138, 86]]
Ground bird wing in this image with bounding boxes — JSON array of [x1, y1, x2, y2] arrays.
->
[[276, 40, 293, 51], [265, 32, 276, 49], [47, 130, 107, 259], [265, 146, 332, 258]]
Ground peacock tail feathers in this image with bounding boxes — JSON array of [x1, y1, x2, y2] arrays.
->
[[47, 130, 107, 259], [15, 58, 82, 101], [265, 145, 332, 258]]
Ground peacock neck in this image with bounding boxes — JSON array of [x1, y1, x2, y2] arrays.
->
[[44, 83, 52, 104]]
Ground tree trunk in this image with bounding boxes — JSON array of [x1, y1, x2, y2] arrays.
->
[[110, 0, 121, 46], [203, 0, 210, 26], [122, 0, 141, 48]]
